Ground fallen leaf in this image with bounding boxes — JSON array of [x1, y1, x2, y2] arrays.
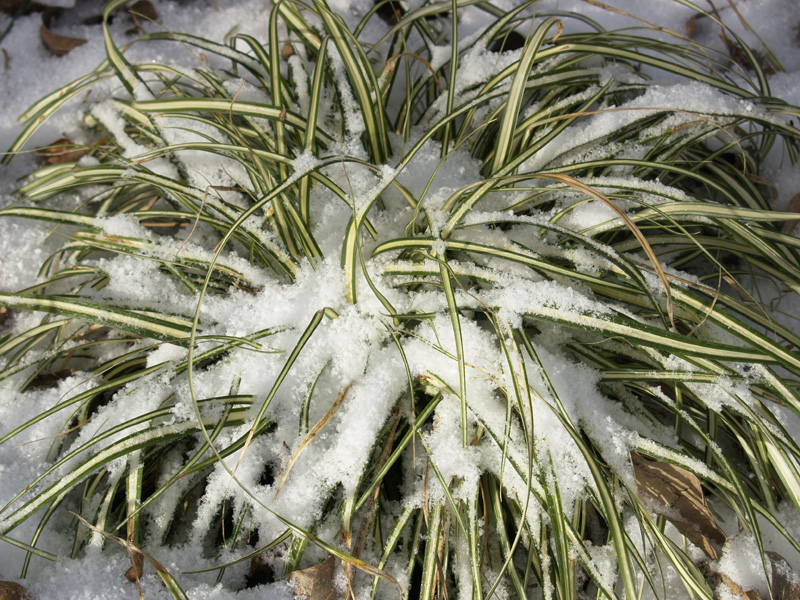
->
[[124, 550, 145, 583], [0, 306, 8, 326], [0, 581, 33, 600], [281, 42, 294, 59], [686, 13, 702, 38], [631, 452, 726, 560], [128, 0, 157, 21], [717, 573, 763, 600], [767, 551, 800, 600], [287, 556, 340, 600], [35, 138, 89, 165], [782, 192, 800, 235], [40, 16, 86, 57], [246, 552, 274, 588]]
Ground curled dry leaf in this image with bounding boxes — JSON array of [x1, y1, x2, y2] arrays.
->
[[631, 452, 727, 560], [0, 306, 8, 326], [35, 139, 89, 165], [0, 581, 33, 600], [767, 551, 800, 600], [287, 556, 340, 600], [246, 552, 273, 588], [124, 550, 145, 583], [717, 573, 763, 600], [40, 16, 86, 57], [782, 192, 800, 235], [686, 13, 704, 38], [128, 0, 158, 21]]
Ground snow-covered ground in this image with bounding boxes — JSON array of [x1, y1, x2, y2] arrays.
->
[[1, 0, 800, 598]]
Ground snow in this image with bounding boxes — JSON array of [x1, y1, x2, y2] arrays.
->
[[1, 0, 800, 598]]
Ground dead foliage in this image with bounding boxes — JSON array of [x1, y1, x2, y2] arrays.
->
[[717, 573, 762, 599], [0, 306, 8, 326], [275, 381, 354, 498], [73, 513, 184, 596], [782, 192, 800, 235], [0, 582, 32, 600], [631, 452, 726, 560], [686, 13, 703, 39], [126, 1, 158, 34], [35, 138, 90, 164], [767, 552, 800, 600], [287, 556, 340, 600], [128, 0, 157, 21], [246, 552, 274, 588], [40, 12, 86, 57], [124, 551, 145, 583]]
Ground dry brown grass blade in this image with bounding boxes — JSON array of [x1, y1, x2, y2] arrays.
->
[[345, 408, 403, 589], [631, 452, 726, 560], [274, 381, 354, 498], [580, 0, 682, 38], [72, 513, 184, 598], [535, 173, 676, 330], [381, 52, 441, 92], [287, 556, 340, 600]]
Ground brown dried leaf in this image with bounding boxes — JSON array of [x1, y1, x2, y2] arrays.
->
[[128, 0, 158, 21], [686, 13, 703, 38], [717, 573, 763, 600], [35, 138, 89, 165], [767, 551, 800, 600], [0, 306, 8, 326], [0, 582, 32, 600], [124, 550, 145, 583], [782, 192, 800, 235], [40, 20, 86, 57], [281, 42, 294, 59], [246, 552, 274, 588], [287, 557, 340, 600], [631, 452, 726, 560]]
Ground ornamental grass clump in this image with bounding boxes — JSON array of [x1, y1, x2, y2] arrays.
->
[[2, 0, 800, 598]]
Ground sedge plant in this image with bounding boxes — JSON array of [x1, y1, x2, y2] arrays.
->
[[2, 0, 800, 598]]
